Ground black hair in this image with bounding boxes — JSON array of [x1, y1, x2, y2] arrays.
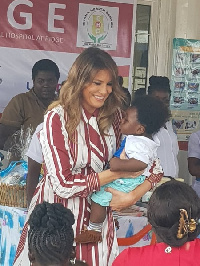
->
[[32, 59, 60, 81], [148, 76, 171, 96], [118, 76, 123, 86], [131, 95, 169, 135], [28, 201, 75, 265], [148, 180, 200, 247], [133, 88, 146, 99]]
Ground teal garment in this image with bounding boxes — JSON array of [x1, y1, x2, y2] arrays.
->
[[91, 175, 145, 206]]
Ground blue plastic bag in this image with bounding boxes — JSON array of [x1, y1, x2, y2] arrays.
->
[[0, 160, 28, 186]]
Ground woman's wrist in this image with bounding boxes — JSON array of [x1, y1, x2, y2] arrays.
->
[[126, 191, 137, 206], [146, 173, 163, 189], [98, 169, 120, 186], [131, 180, 151, 203]]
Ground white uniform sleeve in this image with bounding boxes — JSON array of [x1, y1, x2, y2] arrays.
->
[[188, 132, 200, 159], [26, 123, 43, 164]]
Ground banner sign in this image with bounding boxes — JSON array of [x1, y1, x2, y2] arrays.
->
[[0, 0, 136, 112], [170, 38, 200, 140]]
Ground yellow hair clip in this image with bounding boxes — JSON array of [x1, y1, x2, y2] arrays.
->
[[177, 209, 196, 239]]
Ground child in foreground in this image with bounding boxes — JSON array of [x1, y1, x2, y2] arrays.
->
[[76, 95, 169, 243], [113, 180, 200, 266], [28, 201, 88, 266]]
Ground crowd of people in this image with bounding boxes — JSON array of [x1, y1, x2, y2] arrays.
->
[[0, 46, 199, 266]]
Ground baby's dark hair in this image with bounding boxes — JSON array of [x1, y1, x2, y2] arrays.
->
[[28, 201, 75, 265], [131, 95, 169, 135], [148, 75, 171, 96], [32, 59, 60, 81], [148, 180, 200, 247]]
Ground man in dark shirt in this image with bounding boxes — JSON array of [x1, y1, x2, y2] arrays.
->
[[0, 59, 60, 150]]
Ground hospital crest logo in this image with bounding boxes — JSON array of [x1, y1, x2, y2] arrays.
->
[[77, 3, 119, 50], [90, 14, 107, 44]]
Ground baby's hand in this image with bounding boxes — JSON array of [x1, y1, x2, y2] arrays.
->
[[109, 157, 121, 171]]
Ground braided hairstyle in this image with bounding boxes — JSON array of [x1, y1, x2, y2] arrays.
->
[[28, 202, 75, 265], [148, 76, 171, 96], [148, 180, 200, 247]]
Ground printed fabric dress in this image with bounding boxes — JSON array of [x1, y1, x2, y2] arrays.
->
[[13, 105, 123, 266]]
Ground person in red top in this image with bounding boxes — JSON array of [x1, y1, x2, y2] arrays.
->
[[113, 180, 200, 266]]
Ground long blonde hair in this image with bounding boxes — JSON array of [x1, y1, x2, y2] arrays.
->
[[48, 47, 126, 138]]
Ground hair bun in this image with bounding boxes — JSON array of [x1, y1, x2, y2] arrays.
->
[[29, 202, 75, 232]]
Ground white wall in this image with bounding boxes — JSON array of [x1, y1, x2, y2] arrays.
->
[[175, 0, 200, 40], [142, 0, 200, 77]]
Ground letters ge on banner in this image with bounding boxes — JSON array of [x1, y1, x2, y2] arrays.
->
[[6, 0, 66, 33]]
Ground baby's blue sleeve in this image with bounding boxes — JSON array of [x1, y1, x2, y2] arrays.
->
[[113, 137, 126, 158]]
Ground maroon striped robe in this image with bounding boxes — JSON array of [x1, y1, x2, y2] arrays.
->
[[14, 105, 122, 266], [14, 105, 162, 266]]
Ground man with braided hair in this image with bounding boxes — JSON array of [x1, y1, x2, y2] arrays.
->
[[113, 180, 200, 266], [28, 202, 88, 266]]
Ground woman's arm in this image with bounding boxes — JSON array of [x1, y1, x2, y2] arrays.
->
[[106, 158, 163, 211], [41, 111, 99, 199], [41, 111, 142, 199], [99, 169, 144, 186], [26, 158, 41, 207], [106, 180, 151, 211], [26, 123, 44, 206]]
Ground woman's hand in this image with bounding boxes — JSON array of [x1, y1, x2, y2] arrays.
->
[[105, 188, 136, 211], [105, 179, 151, 211]]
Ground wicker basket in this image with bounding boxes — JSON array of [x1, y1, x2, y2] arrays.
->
[[0, 183, 27, 208]]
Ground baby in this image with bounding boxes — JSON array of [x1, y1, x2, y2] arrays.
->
[[76, 95, 169, 243]]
